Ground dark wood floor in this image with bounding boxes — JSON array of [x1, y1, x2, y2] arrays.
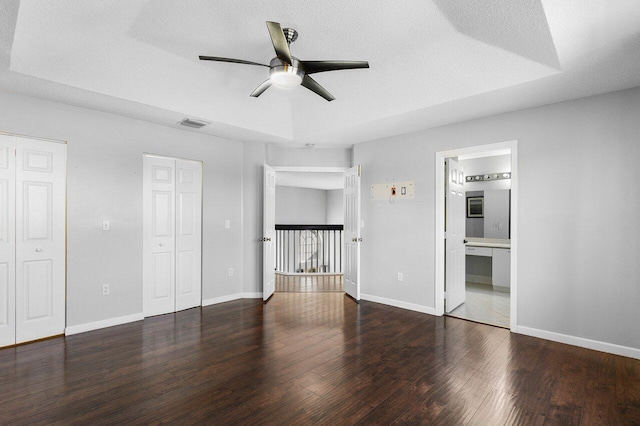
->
[[1, 293, 638, 425], [276, 273, 343, 292]]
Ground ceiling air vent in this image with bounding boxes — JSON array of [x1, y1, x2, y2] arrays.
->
[[179, 118, 210, 129]]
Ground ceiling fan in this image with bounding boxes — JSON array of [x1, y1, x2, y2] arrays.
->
[[199, 21, 369, 102]]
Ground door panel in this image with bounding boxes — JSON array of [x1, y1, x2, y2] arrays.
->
[[23, 182, 52, 240], [151, 252, 172, 298], [143, 156, 176, 316], [343, 166, 361, 301], [263, 164, 275, 301], [15, 137, 66, 344], [22, 260, 52, 321], [153, 191, 172, 236], [175, 160, 201, 311], [0, 135, 15, 347], [178, 250, 194, 294], [445, 159, 466, 313]]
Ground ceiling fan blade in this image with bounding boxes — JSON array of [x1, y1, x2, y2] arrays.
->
[[299, 60, 369, 74], [199, 56, 268, 67], [301, 75, 335, 102], [266, 21, 293, 64], [250, 79, 273, 98]]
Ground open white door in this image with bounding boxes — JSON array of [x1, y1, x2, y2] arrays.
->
[[175, 160, 202, 311], [445, 159, 466, 313], [262, 164, 276, 301], [343, 165, 361, 301]]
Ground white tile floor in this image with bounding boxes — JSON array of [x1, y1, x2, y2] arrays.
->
[[447, 282, 510, 328]]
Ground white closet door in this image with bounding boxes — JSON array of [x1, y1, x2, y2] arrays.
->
[[143, 156, 176, 316], [0, 135, 16, 347], [15, 137, 66, 344], [175, 160, 202, 311]]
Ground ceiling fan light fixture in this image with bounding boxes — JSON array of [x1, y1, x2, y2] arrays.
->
[[270, 69, 302, 88], [269, 59, 304, 88]]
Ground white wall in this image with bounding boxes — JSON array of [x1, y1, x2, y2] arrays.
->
[[354, 86, 640, 352], [326, 189, 343, 224], [276, 186, 327, 224], [267, 146, 350, 167], [0, 91, 243, 327], [275, 186, 344, 225]]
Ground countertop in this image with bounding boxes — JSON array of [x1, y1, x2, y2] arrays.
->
[[465, 237, 510, 249]]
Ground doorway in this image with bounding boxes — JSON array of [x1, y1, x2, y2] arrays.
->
[[435, 141, 518, 331], [142, 154, 203, 317], [262, 166, 361, 301]]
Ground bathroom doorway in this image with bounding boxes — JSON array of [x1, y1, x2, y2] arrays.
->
[[435, 141, 518, 331]]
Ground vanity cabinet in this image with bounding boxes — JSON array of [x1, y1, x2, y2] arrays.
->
[[492, 248, 510, 290], [465, 246, 492, 257]]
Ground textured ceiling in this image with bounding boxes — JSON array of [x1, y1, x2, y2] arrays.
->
[[1, 0, 640, 147]]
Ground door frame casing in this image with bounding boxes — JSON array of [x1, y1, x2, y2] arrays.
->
[[434, 140, 518, 332], [267, 166, 350, 298]]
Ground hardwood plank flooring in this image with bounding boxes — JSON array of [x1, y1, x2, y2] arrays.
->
[[0, 293, 639, 425], [276, 273, 343, 292]]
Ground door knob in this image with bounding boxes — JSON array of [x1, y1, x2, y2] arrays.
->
[[35, 248, 43, 252], [159, 243, 164, 247]]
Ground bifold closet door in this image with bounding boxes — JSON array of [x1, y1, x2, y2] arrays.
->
[[0, 136, 16, 347], [175, 160, 202, 312], [143, 156, 176, 317], [0, 134, 66, 346], [15, 138, 66, 343], [143, 156, 202, 317]]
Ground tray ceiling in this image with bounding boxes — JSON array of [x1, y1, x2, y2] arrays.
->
[[1, 0, 640, 147]]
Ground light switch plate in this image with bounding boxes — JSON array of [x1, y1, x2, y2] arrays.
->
[[224, 220, 231, 229]]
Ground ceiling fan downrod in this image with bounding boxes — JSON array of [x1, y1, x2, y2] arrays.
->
[[282, 28, 298, 45]]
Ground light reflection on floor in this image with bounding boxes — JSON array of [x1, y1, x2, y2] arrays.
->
[[448, 282, 510, 328]]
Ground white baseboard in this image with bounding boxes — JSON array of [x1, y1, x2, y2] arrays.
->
[[65, 313, 144, 336], [202, 292, 263, 306], [240, 292, 262, 299], [517, 326, 640, 360], [361, 293, 436, 316], [202, 293, 243, 306], [466, 274, 491, 285]]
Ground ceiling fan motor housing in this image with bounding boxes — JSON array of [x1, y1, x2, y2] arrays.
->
[[269, 57, 304, 87]]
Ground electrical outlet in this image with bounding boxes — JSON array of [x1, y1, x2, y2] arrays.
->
[[102, 284, 110, 295], [228, 268, 234, 276], [224, 220, 231, 229], [397, 273, 403, 281], [102, 220, 110, 231]]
